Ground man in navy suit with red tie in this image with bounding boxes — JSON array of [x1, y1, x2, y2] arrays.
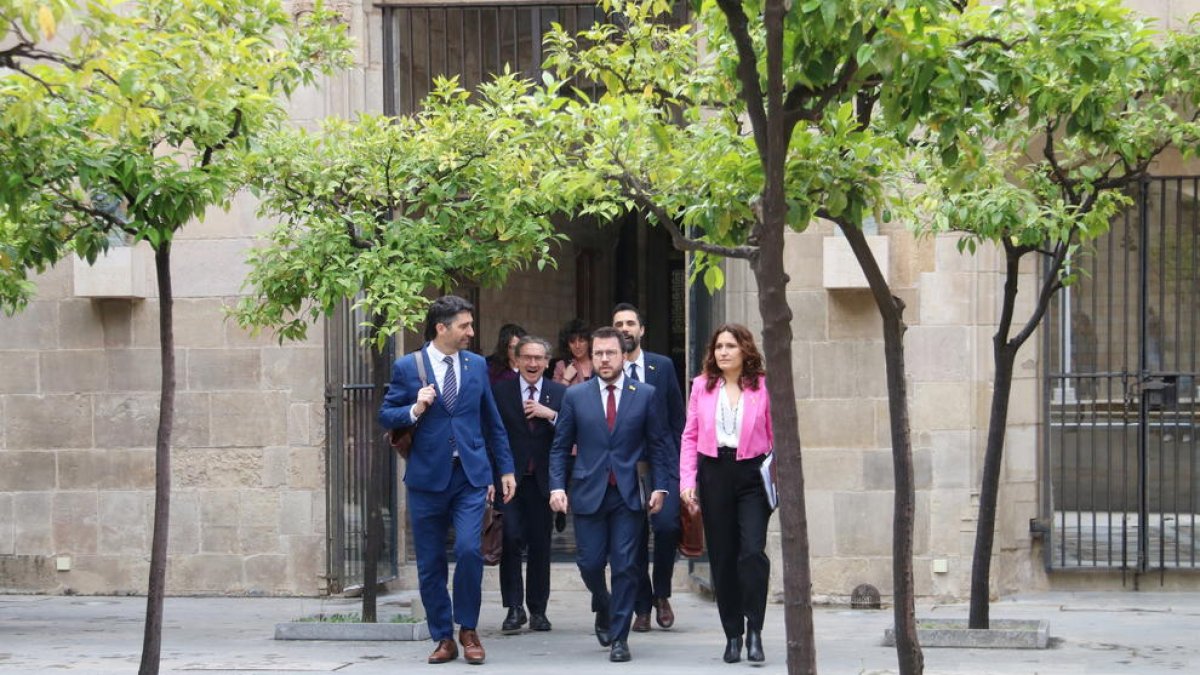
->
[[378, 295, 516, 666], [549, 327, 674, 663], [491, 335, 565, 634]]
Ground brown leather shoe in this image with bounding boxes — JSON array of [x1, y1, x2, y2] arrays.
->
[[428, 639, 458, 664], [654, 597, 675, 628], [459, 628, 485, 665], [631, 613, 651, 632]]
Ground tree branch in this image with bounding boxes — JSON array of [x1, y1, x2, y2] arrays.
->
[[714, 0, 769, 162]]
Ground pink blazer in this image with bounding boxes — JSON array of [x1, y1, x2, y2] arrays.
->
[[680, 374, 774, 491]]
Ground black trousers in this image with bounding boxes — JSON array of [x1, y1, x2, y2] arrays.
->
[[499, 477, 552, 613], [698, 452, 773, 638]]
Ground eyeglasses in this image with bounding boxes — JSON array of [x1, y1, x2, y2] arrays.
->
[[592, 350, 621, 359], [519, 354, 547, 361]]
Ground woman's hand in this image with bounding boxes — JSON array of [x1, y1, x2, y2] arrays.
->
[[563, 362, 577, 382], [680, 488, 698, 507]]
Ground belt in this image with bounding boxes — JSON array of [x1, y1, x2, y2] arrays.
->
[[717, 446, 737, 459]]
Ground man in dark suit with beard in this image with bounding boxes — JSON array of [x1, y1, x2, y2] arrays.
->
[[491, 335, 565, 634]]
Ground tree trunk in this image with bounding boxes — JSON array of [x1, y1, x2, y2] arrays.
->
[[839, 223, 922, 675], [751, 219, 816, 674], [138, 243, 175, 675], [968, 343, 1016, 629], [362, 339, 391, 622]]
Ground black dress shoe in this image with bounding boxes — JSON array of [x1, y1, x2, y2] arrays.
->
[[746, 629, 764, 662], [609, 640, 631, 662], [723, 636, 743, 663], [594, 610, 611, 647], [554, 511, 567, 532], [529, 612, 552, 631], [501, 606, 527, 634]]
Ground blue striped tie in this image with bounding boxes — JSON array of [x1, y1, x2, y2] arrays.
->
[[442, 355, 458, 411]]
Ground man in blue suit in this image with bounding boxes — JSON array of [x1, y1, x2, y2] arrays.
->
[[549, 327, 674, 663], [491, 335, 565, 634], [613, 303, 686, 632], [378, 295, 516, 666]]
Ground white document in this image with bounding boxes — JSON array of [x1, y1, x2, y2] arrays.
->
[[759, 452, 778, 510]]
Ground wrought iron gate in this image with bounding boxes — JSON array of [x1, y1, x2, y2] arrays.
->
[[325, 301, 398, 592], [1044, 176, 1200, 573]]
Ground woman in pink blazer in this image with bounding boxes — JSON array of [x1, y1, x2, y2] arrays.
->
[[680, 323, 774, 664]]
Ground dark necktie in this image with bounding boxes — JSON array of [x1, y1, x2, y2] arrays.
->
[[442, 355, 458, 411], [526, 385, 537, 475], [628, 363, 639, 381], [606, 384, 617, 485]]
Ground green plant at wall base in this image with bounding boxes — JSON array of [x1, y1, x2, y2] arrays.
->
[[0, 2, 352, 673], [906, 0, 1200, 630]]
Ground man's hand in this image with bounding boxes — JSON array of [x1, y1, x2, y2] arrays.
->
[[524, 399, 556, 421], [413, 384, 436, 417], [487, 484, 496, 505], [500, 473, 516, 503], [680, 488, 697, 507], [549, 490, 569, 513], [648, 491, 665, 515]]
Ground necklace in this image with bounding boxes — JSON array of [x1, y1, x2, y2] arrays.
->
[[719, 382, 741, 436]]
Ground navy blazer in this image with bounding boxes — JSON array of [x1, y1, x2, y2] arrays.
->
[[641, 351, 685, 457], [492, 376, 566, 497], [378, 346, 514, 491], [548, 378, 674, 515]]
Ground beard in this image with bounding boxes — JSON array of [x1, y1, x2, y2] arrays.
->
[[620, 332, 638, 354]]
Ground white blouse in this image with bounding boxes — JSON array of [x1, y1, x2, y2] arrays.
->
[[714, 382, 744, 449]]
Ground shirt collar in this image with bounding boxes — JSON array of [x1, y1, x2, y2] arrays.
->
[[627, 352, 646, 376], [599, 373, 627, 392], [427, 342, 457, 364], [521, 376, 543, 394]]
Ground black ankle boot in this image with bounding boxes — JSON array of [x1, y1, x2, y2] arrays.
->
[[746, 629, 764, 662], [723, 636, 742, 663]]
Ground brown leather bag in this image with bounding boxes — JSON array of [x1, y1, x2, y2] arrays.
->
[[481, 504, 503, 566], [385, 352, 429, 460], [678, 498, 704, 558]]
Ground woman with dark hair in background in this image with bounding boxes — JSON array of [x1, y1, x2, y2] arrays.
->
[[487, 323, 528, 385], [552, 318, 592, 385], [679, 323, 774, 664]]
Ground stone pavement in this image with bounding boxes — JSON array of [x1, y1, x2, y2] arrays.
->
[[1, 588, 1199, 674]]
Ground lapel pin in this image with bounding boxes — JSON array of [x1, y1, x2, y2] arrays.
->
[[627, 385, 636, 391]]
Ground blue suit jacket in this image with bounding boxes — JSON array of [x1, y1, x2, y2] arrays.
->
[[548, 378, 674, 515], [378, 346, 514, 491], [492, 377, 566, 497], [641, 351, 685, 456]]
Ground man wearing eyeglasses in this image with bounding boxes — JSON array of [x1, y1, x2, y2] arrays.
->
[[490, 335, 565, 635], [548, 327, 674, 663]]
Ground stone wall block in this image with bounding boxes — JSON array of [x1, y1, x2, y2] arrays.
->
[[239, 490, 280, 529], [907, 326, 972, 382], [0, 302, 57, 349], [782, 230, 824, 290], [167, 491, 201, 555], [918, 272, 974, 326], [0, 493, 14, 555], [52, 491, 99, 554], [58, 449, 154, 491], [200, 489, 241, 528], [262, 348, 324, 400], [98, 492, 148, 555], [0, 352, 38, 394], [174, 392, 212, 448], [169, 554, 245, 593], [827, 292, 883, 339], [244, 554, 290, 594], [797, 399, 876, 449], [833, 491, 895, 556], [804, 491, 836, 557], [210, 392, 287, 447], [170, 240, 254, 299], [105, 349, 163, 392], [0, 451, 56, 491], [200, 526, 239, 554], [175, 448, 264, 489], [129, 300, 162, 348], [187, 348, 262, 391], [279, 490, 314, 537], [784, 291, 828, 341], [98, 299, 133, 348], [94, 394, 159, 448], [6, 395, 93, 449], [287, 403, 311, 446], [912, 382, 973, 432], [928, 431, 973, 489], [40, 351, 108, 394], [287, 446, 324, 489], [803, 449, 864, 491], [284, 534, 325, 594], [238, 526, 281, 555], [13, 492, 53, 554], [57, 300, 105, 349], [262, 446, 289, 488], [1002, 426, 1039, 483]]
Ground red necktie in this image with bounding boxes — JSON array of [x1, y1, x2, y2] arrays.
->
[[606, 384, 617, 485]]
